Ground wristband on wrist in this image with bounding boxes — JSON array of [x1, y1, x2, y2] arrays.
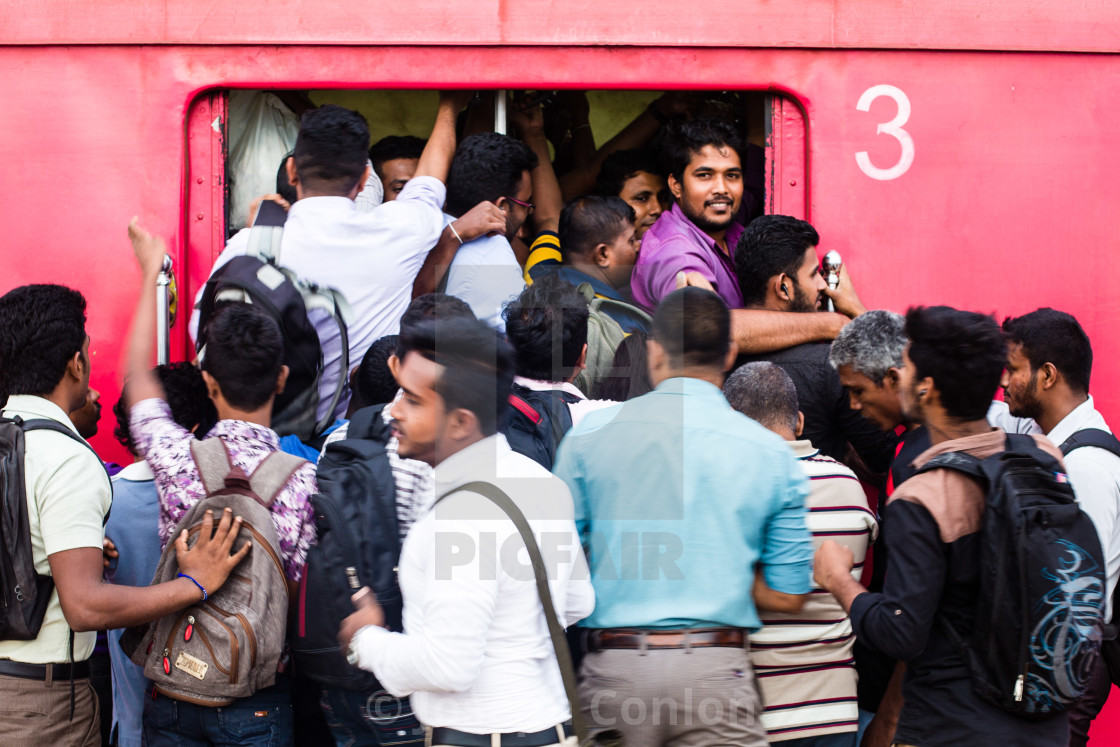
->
[[178, 572, 208, 601], [448, 222, 464, 245]]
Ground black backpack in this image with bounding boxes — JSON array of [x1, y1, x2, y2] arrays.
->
[[0, 413, 105, 640], [1059, 428, 1120, 686], [291, 405, 402, 689], [501, 384, 579, 470], [195, 223, 352, 443], [917, 432, 1107, 716]]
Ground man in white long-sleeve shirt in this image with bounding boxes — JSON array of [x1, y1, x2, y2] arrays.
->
[[1001, 308, 1120, 747], [339, 316, 594, 747]]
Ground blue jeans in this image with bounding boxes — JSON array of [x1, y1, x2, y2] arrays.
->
[[142, 679, 294, 747], [320, 686, 423, 747]]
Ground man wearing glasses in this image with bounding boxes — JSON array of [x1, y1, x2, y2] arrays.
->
[[441, 132, 538, 332]]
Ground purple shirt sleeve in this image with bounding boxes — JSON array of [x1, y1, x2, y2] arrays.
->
[[129, 398, 206, 548]]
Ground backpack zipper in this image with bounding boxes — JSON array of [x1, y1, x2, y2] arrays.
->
[[207, 600, 258, 668], [198, 606, 240, 684]]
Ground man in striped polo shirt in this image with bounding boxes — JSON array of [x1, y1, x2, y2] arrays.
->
[[725, 362, 877, 746]]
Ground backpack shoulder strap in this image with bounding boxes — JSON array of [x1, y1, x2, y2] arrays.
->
[[15, 416, 110, 490], [245, 224, 284, 264], [434, 481, 586, 743], [916, 449, 988, 486], [189, 438, 235, 495], [1060, 428, 1120, 460], [247, 451, 308, 508]]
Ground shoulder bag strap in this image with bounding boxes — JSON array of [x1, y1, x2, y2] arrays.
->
[[1060, 428, 1120, 460], [435, 481, 586, 743]]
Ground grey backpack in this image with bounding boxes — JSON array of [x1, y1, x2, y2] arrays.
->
[[125, 438, 303, 706]]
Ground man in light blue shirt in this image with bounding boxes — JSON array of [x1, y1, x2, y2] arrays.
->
[[553, 287, 813, 746], [442, 133, 537, 331]]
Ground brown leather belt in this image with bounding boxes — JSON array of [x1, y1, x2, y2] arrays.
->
[[584, 627, 747, 652]]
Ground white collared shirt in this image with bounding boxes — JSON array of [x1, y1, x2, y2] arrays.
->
[[353, 434, 594, 734], [443, 218, 525, 333], [512, 376, 617, 427], [191, 176, 446, 421], [0, 395, 111, 664], [1045, 396, 1120, 618]]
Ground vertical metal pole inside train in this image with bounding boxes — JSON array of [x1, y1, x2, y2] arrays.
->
[[494, 90, 507, 135], [156, 255, 173, 365]]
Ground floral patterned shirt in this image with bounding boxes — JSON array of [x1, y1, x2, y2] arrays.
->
[[130, 398, 317, 582]]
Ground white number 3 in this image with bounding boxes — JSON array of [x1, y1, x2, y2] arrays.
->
[[855, 85, 914, 181]]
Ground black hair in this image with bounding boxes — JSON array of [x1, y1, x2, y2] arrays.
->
[[1001, 308, 1093, 395], [113, 362, 217, 456], [558, 196, 635, 261], [597, 331, 653, 402], [200, 303, 285, 410], [444, 133, 539, 218], [275, 150, 298, 206], [293, 105, 370, 194], [905, 306, 1007, 421], [594, 149, 663, 198], [734, 215, 821, 307], [350, 335, 401, 413], [657, 118, 744, 183], [503, 275, 590, 383], [368, 135, 427, 176], [651, 287, 731, 370], [724, 362, 800, 433], [0, 284, 87, 396], [396, 294, 477, 357], [397, 316, 516, 436]]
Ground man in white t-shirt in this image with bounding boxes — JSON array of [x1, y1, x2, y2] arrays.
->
[[192, 93, 470, 421], [1001, 308, 1120, 747]]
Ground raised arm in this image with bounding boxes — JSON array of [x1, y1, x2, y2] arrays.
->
[[413, 90, 475, 183], [512, 96, 563, 235], [411, 202, 506, 298], [125, 218, 169, 407], [731, 308, 850, 353]]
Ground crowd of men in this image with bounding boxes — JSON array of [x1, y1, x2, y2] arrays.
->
[[1, 89, 1118, 747]]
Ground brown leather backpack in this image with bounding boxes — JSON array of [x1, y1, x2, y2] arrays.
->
[[124, 438, 303, 706]]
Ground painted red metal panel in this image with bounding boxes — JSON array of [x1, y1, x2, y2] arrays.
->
[[4, 0, 1120, 52]]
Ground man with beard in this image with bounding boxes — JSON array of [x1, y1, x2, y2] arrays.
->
[[734, 215, 895, 474], [1001, 308, 1120, 746], [631, 119, 853, 354]]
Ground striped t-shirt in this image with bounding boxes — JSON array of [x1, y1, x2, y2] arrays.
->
[[751, 439, 878, 742]]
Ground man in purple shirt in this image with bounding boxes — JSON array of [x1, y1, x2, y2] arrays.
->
[[634, 119, 851, 355], [632, 118, 745, 311]]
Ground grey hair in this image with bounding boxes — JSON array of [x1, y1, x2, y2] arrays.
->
[[723, 362, 799, 434], [828, 310, 907, 384]]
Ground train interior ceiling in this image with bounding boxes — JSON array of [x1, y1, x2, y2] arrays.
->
[[223, 88, 775, 236]]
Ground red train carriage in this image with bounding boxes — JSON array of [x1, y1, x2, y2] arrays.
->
[[4, 0, 1120, 736]]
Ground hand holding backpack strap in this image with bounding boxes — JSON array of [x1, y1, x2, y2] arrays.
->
[[435, 481, 587, 744]]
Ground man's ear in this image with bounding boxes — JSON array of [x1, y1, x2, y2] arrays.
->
[[883, 367, 901, 391], [275, 365, 289, 396], [796, 411, 805, 437], [775, 273, 794, 302], [722, 340, 739, 373], [573, 344, 588, 379], [285, 157, 298, 187], [667, 173, 683, 201], [66, 350, 85, 382], [1038, 362, 1060, 391], [446, 407, 479, 442], [201, 370, 222, 403], [593, 243, 611, 267], [350, 164, 372, 199], [388, 354, 401, 380]]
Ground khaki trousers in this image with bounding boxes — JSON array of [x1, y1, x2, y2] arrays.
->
[[0, 672, 100, 747], [578, 646, 767, 747]]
